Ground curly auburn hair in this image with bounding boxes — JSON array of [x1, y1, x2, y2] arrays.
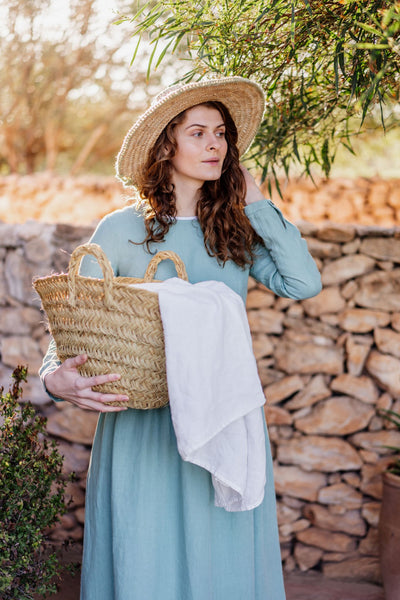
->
[[134, 101, 260, 267]]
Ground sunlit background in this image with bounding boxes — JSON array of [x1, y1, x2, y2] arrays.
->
[[0, 0, 398, 225]]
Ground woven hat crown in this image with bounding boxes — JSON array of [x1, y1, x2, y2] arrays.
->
[[116, 76, 265, 188]]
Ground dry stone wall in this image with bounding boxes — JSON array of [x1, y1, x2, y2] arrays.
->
[[1, 217, 400, 582], [1, 173, 400, 227]]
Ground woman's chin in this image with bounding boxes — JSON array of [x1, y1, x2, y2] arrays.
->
[[203, 172, 223, 182]]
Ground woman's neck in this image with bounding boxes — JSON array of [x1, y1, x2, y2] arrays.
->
[[173, 177, 201, 217]]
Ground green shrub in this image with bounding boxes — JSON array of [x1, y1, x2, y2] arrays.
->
[[0, 366, 68, 599]]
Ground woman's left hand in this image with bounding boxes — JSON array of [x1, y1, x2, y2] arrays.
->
[[240, 165, 265, 205]]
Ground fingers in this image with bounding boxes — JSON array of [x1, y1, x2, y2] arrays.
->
[[51, 355, 130, 412], [78, 372, 122, 390], [80, 390, 130, 412], [63, 354, 88, 369], [75, 372, 129, 411], [78, 397, 129, 412]]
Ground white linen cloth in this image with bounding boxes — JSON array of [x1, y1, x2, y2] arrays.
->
[[131, 277, 267, 511]]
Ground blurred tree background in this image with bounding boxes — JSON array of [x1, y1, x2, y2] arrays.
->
[[0, 0, 181, 176], [121, 0, 400, 185], [1, 0, 399, 180]]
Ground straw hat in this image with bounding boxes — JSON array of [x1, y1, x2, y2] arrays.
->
[[116, 76, 265, 188]]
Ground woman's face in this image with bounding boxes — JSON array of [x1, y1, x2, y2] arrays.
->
[[169, 104, 228, 188]]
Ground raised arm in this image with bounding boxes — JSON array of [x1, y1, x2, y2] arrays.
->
[[242, 166, 322, 300]]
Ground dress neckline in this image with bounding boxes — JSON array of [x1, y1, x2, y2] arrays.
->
[[176, 216, 198, 221]]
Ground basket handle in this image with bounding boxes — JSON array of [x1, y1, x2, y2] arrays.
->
[[144, 251, 188, 283], [68, 243, 115, 308]]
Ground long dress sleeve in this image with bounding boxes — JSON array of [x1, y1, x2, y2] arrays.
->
[[245, 198, 322, 300], [39, 213, 120, 400], [39, 337, 63, 401]]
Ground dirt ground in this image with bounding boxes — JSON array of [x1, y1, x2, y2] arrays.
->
[[50, 545, 385, 600]]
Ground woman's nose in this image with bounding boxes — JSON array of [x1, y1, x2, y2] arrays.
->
[[207, 135, 221, 150]]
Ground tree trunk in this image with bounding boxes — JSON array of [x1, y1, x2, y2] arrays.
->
[[70, 123, 108, 175], [44, 120, 59, 172]]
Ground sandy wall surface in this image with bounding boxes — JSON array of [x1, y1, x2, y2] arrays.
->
[[1, 173, 399, 227]]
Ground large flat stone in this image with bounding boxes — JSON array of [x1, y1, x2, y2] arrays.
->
[[330, 373, 379, 404], [275, 341, 344, 375], [301, 286, 346, 317], [265, 405, 293, 426], [246, 288, 275, 309], [321, 255, 375, 286], [248, 308, 284, 334], [303, 238, 341, 259], [339, 309, 390, 333], [264, 375, 304, 405], [366, 350, 400, 397], [295, 396, 374, 435], [252, 334, 274, 360], [350, 430, 400, 455], [359, 527, 380, 557], [277, 436, 362, 472], [24, 234, 53, 264], [296, 526, 356, 552], [0, 306, 41, 335], [283, 316, 340, 340], [318, 482, 363, 509], [360, 237, 400, 263], [56, 441, 91, 474], [46, 403, 98, 445], [354, 269, 400, 311], [316, 224, 356, 243], [273, 464, 327, 501], [303, 504, 366, 536], [362, 502, 381, 527], [360, 458, 394, 500], [5, 248, 49, 306], [294, 543, 323, 571], [1, 335, 43, 372], [285, 375, 331, 410], [345, 335, 373, 376], [374, 327, 400, 359], [277, 502, 302, 525]]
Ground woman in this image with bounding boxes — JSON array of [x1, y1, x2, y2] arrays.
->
[[40, 77, 322, 600]]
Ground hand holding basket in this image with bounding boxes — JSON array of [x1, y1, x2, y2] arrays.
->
[[33, 243, 188, 409]]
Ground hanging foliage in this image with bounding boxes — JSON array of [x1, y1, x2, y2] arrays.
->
[[117, 0, 400, 182]]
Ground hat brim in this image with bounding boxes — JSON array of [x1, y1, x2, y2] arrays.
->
[[116, 77, 265, 188]]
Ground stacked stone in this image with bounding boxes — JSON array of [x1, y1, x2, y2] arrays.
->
[[267, 177, 400, 227], [246, 221, 400, 583], [0, 221, 94, 544], [0, 173, 126, 225], [1, 174, 400, 227], [1, 218, 400, 581]]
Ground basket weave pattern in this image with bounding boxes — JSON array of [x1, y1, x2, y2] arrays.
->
[[33, 243, 188, 409]]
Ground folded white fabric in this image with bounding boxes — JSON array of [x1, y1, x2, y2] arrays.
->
[[131, 278, 267, 511]]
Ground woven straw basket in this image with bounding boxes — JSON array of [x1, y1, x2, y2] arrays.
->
[[33, 243, 188, 409]]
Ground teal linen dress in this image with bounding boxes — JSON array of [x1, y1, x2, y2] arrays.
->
[[40, 199, 321, 600]]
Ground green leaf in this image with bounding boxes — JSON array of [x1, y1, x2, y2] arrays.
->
[[302, 0, 312, 16], [356, 21, 383, 37], [292, 133, 300, 161], [130, 34, 142, 66], [356, 43, 389, 50], [290, 2, 296, 46]]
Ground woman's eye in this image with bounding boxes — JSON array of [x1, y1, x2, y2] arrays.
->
[[216, 131, 225, 137], [193, 131, 203, 137]]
